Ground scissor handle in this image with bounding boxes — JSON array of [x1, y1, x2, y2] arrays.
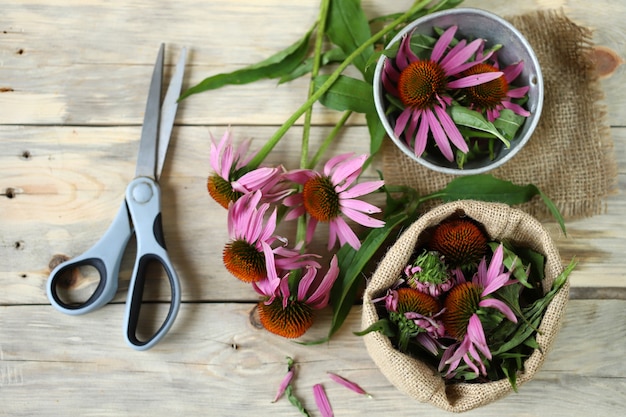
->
[[123, 177, 181, 350], [47, 202, 132, 315]]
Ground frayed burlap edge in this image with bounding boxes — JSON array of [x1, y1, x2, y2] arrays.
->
[[362, 200, 569, 412], [381, 10, 617, 221]]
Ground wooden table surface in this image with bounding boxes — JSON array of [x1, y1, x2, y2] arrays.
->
[[1, 1, 625, 416]]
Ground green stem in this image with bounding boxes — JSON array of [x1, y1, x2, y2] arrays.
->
[[294, 0, 330, 253], [307, 110, 352, 169], [301, 0, 330, 169], [247, 0, 433, 170]]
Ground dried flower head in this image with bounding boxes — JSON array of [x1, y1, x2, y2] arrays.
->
[[257, 297, 314, 339], [254, 256, 340, 339], [404, 250, 455, 296], [428, 217, 488, 269], [396, 287, 441, 315]]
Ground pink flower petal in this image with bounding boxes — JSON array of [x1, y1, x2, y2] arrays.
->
[[327, 372, 372, 397], [434, 104, 468, 153], [438, 39, 467, 69], [330, 217, 360, 250], [323, 153, 354, 176], [431, 25, 457, 63], [503, 60, 524, 83], [272, 370, 294, 403], [502, 100, 531, 117], [447, 71, 503, 89], [414, 110, 429, 157], [441, 38, 485, 75], [393, 107, 413, 138], [313, 384, 333, 417], [339, 197, 382, 215], [297, 264, 318, 302], [284, 169, 316, 185], [480, 298, 518, 323], [424, 109, 454, 161], [339, 180, 384, 199], [330, 154, 366, 188], [306, 217, 318, 244], [467, 314, 491, 360], [507, 86, 530, 98], [306, 255, 340, 309], [341, 206, 385, 228]]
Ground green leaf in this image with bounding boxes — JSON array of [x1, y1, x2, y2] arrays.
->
[[450, 105, 510, 147], [328, 212, 409, 339], [353, 318, 396, 337], [434, 175, 567, 235], [493, 108, 526, 140], [532, 185, 567, 236], [313, 75, 375, 113], [285, 385, 311, 417], [326, 0, 374, 79], [366, 112, 386, 158], [179, 26, 314, 100], [439, 174, 537, 205], [278, 47, 346, 84]]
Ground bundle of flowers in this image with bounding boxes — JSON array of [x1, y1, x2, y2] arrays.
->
[[209, 130, 385, 338], [379, 23, 531, 168], [360, 200, 573, 412]]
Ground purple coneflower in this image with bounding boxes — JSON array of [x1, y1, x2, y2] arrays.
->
[[254, 256, 340, 338], [283, 153, 384, 250], [222, 191, 283, 283], [439, 244, 518, 377], [461, 58, 531, 122], [208, 130, 288, 208], [382, 25, 503, 160]]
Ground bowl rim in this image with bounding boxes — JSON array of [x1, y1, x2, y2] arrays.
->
[[373, 7, 544, 176]]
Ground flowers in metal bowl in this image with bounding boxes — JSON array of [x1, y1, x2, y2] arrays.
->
[[373, 8, 542, 173]]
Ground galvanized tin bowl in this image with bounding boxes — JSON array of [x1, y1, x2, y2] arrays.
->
[[373, 8, 543, 175]]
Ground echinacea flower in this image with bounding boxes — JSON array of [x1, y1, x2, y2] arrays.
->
[[254, 256, 340, 338], [283, 153, 384, 250], [377, 286, 444, 354], [382, 25, 504, 160], [427, 217, 489, 269], [223, 191, 282, 283], [208, 130, 288, 208], [461, 59, 531, 122], [404, 250, 455, 297], [439, 244, 518, 377]]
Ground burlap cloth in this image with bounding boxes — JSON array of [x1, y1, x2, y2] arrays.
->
[[362, 200, 570, 412], [382, 10, 617, 221]]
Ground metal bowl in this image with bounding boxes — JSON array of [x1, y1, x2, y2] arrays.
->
[[373, 8, 543, 175]]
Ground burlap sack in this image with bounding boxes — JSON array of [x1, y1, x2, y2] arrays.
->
[[382, 10, 617, 221], [361, 200, 570, 412]]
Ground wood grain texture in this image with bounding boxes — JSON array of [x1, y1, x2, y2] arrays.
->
[[0, 300, 625, 417], [1, 0, 625, 415]]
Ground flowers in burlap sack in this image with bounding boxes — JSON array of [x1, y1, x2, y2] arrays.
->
[[360, 201, 574, 412]]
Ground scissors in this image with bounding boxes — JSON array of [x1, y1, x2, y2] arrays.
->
[[47, 44, 185, 350]]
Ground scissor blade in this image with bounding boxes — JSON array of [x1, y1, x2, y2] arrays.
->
[[135, 44, 164, 180], [156, 47, 187, 179]]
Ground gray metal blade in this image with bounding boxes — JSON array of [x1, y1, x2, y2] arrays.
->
[[135, 44, 164, 179], [156, 47, 187, 179]]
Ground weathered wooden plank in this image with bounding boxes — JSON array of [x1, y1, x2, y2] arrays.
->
[[1, 125, 625, 304], [0, 300, 624, 416], [1, 0, 624, 126]]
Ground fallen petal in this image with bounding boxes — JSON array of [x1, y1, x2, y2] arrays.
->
[[313, 384, 334, 417], [327, 372, 372, 398]]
